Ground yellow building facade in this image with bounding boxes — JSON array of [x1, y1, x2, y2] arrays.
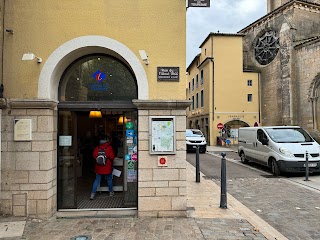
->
[[0, 1, 189, 219], [187, 33, 260, 146]]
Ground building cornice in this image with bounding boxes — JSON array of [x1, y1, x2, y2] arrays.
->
[[294, 35, 320, 48], [9, 99, 59, 109], [238, 0, 320, 34], [197, 57, 213, 70]]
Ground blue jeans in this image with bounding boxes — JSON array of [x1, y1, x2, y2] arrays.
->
[[91, 173, 113, 193]]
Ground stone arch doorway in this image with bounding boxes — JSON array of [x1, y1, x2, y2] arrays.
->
[[38, 36, 147, 212], [222, 120, 250, 144], [309, 74, 320, 130], [308, 73, 320, 143], [57, 54, 139, 211]]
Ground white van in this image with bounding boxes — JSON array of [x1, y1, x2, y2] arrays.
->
[[238, 126, 320, 175], [186, 129, 207, 153]]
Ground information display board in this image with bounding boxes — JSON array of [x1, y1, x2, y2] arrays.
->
[[149, 116, 175, 154]]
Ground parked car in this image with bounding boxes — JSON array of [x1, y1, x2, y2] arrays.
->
[[186, 129, 207, 153], [238, 126, 320, 176]]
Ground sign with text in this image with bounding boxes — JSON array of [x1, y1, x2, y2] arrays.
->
[[157, 67, 179, 81], [188, 0, 210, 7]]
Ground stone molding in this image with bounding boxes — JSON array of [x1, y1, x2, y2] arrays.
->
[[132, 100, 192, 110], [8, 99, 58, 109]]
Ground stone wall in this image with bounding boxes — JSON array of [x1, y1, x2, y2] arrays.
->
[[295, 40, 320, 130], [241, 2, 320, 128], [0, 100, 57, 219], [133, 100, 190, 217], [242, 10, 294, 126]]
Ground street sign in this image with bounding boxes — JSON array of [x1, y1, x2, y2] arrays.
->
[[188, 0, 210, 7], [217, 123, 224, 129], [158, 156, 168, 167]]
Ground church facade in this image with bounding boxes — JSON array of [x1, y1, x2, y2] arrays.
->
[[239, 0, 320, 141]]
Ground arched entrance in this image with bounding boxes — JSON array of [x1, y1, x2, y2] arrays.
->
[[220, 120, 250, 145], [309, 74, 320, 130], [57, 54, 139, 210], [37, 36, 148, 211]]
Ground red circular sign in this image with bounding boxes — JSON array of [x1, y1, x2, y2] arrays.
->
[[217, 123, 224, 129], [159, 157, 166, 165]]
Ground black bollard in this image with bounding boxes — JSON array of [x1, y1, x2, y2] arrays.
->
[[220, 152, 227, 208], [196, 146, 200, 182], [305, 150, 309, 181]]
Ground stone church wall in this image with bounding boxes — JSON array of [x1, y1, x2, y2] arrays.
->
[[293, 8, 320, 41], [242, 3, 320, 128], [295, 40, 320, 132], [242, 9, 295, 126]]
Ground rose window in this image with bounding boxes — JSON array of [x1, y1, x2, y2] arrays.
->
[[254, 30, 280, 65]]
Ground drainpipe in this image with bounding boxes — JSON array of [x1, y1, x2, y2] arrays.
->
[[1, 0, 5, 89], [0, 0, 5, 198]]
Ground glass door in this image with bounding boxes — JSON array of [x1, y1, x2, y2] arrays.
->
[[57, 111, 78, 209]]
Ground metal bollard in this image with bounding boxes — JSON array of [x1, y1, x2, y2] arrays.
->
[[305, 150, 309, 181], [196, 146, 200, 182], [220, 152, 227, 208]]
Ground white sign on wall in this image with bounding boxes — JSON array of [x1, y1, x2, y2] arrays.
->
[[59, 136, 72, 146], [14, 119, 32, 141]]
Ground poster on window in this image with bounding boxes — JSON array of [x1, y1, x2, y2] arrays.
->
[[127, 170, 137, 182]]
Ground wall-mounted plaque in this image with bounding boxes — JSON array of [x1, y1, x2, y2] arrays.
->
[[149, 116, 175, 155], [14, 119, 32, 141], [188, 0, 210, 7], [157, 67, 179, 81]]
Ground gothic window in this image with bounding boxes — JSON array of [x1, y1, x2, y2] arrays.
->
[[254, 30, 280, 65]]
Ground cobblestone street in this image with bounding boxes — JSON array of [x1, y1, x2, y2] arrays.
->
[[217, 177, 320, 240]]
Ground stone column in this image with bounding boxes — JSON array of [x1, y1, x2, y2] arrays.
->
[[0, 99, 58, 219], [133, 100, 191, 217]]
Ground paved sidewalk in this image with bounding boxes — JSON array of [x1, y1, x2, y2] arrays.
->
[[0, 152, 288, 240]]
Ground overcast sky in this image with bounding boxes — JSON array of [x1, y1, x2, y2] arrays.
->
[[186, 0, 267, 66]]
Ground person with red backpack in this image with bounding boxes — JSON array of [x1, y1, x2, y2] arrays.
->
[[90, 134, 115, 200]]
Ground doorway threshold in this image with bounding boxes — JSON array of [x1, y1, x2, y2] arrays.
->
[[56, 208, 137, 219]]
